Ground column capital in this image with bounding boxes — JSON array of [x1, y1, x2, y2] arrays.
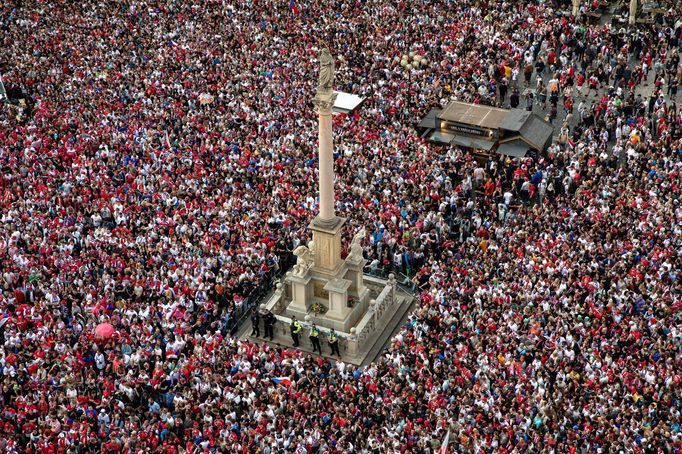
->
[[313, 91, 337, 114]]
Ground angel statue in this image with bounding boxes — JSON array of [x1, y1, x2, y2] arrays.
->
[[317, 47, 335, 93], [292, 245, 315, 277], [347, 228, 366, 261]]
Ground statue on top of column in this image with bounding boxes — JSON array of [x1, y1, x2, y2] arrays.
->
[[317, 47, 335, 94]]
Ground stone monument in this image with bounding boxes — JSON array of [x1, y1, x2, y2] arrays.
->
[[251, 47, 414, 365]]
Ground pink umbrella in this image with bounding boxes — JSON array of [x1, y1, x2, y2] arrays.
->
[[95, 322, 115, 338]]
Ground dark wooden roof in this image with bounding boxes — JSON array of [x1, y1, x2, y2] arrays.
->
[[439, 101, 509, 129]]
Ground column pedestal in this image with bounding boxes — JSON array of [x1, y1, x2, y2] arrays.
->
[[344, 254, 367, 297], [309, 215, 346, 276], [287, 273, 312, 314], [324, 277, 352, 322]]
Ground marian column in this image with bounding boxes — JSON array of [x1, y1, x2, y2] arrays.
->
[[310, 48, 345, 274], [269, 47, 378, 337]]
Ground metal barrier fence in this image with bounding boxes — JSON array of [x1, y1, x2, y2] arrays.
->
[[228, 267, 284, 335], [364, 268, 420, 295]]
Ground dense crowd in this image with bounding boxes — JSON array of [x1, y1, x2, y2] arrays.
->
[[1, 0, 682, 452]]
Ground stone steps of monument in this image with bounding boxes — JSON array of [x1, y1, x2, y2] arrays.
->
[[238, 317, 346, 362], [252, 333, 353, 364], [236, 291, 416, 366]]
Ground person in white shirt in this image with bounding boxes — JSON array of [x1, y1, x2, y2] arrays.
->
[[503, 191, 513, 206], [95, 351, 106, 370]]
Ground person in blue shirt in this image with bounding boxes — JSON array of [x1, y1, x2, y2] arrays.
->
[[148, 397, 160, 414]]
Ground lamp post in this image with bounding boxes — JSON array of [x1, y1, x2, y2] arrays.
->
[[398, 52, 428, 111], [629, 0, 637, 25]]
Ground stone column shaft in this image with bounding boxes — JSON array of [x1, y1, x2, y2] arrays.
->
[[318, 104, 335, 220]]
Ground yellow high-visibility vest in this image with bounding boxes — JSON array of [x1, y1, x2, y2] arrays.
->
[[292, 321, 302, 334]]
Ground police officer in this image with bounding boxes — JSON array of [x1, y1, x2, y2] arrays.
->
[[250, 310, 261, 337], [328, 328, 340, 357], [309, 323, 322, 354], [290, 316, 302, 347], [263, 310, 275, 341]]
